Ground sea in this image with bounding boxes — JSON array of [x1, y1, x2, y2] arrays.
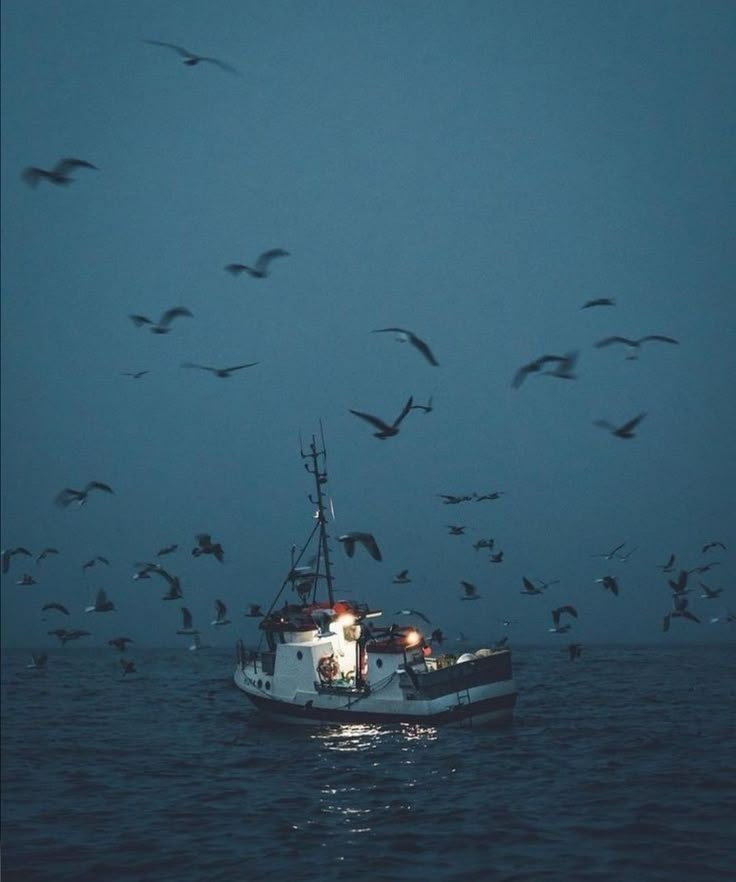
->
[[2, 642, 735, 882]]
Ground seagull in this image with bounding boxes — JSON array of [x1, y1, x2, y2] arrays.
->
[[27, 652, 48, 670], [662, 595, 700, 631], [337, 532, 382, 561], [177, 607, 199, 636], [129, 306, 193, 334], [50, 628, 90, 645], [474, 492, 504, 501], [437, 494, 474, 505], [82, 556, 110, 572], [593, 412, 646, 439], [566, 643, 583, 659], [2, 547, 32, 573], [549, 605, 578, 633], [108, 637, 135, 651], [371, 328, 439, 366], [689, 562, 722, 574], [447, 525, 466, 535], [595, 575, 620, 596], [85, 589, 115, 612], [192, 533, 224, 562], [120, 659, 137, 676], [410, 396, 434, 413], [430, 628, 444, 645], [211, 599, 231, 627], [512, 354, 566, 389], [22, 157, 97, 187], [35, 548, 60, 564], [143, 40, 240, 74], [461, 581, 481, 600], [245, 604, 263, 617], [668, 570, 690, 596], [702, 541, 726, 554], [473, 539, 495, 551], [392, 569, 411, 584], [16, 573, 37, 586], [42, 602, 69, 615], [349, 396, 414, 439], [591, 542, 626, 560], [225, 248, 289, 277], [581, 298, 615, 309], [542, 350, 579, 381], [699, 583, 723, 600], [657, 553, 676, 573], [141, 564, 182, 600], [156, 544, 178, 557], [121, 371, 150, 379], [489, 551, 504, 563], [181, 361, 259, 378], [55, 482, 114, 508], [536, 578, 560, 590], [394, 609, 431, 624], [521, 577, 544, 595], [617, 546, 638, 562], [594, 335, 679, 359]]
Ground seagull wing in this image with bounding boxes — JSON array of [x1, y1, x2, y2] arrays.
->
[[357, 533, 382, 561], [55, 158, 97, 174], [129, 314, 153, 327], [254, 249, 290, 273], [393, 396, 414, 428], [595, 336, 637, 348], [349, 410, 393, 433], [407, 333, 439, 366], [143, 39, 194, 57], [640, 335, 679, 345], [160, 306, 193, 326], [223, 362, 259, 373], [619, 412, 646, 434], [86, 481, 114, 494], [559, 605, 578, 618], [181, 362, 215, 372], [199, 56, 240, 75]]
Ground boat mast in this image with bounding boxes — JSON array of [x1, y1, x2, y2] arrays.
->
[[302, 432, 335, 607]]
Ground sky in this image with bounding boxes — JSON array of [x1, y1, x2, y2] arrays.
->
[[1, 0, 735, 649]]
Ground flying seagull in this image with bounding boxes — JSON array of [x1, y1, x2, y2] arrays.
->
[[594, 335, 679, 359], [27, 653, 48, 670], [181, 361, 258, 377], [410, 396, 434, 413], [211, 599, 232, 627], [371, 328, 439, 366], [121, 370, 150, 379], [192, 533, 224, 562], [394, 609, 431, 624], [447, 525, 466, 535], [177, 607, 199, 636], [593, 412, 646, 439], [549, 605, 578, 633], [22, 157, 97, 188], [108, 637, 135, 651], [143, 40, 239, 75], [16, 573, 37, 586], [512, 354, 566, 389], [591, 542, 626, 560], [2, 547, 32, 573], [55, 482, 114, 508], [349, 396, 413, 439], [42, 602, 69, 615], [35, 548, 60, 564], [595, 575, 620, 596], [542, 350, 579, 381], [663, 594, 700, 631], [489, 551, 504, 564], [657, 553, 676, 573], [392, 569, 411, 584], [120, 659, 137, 676], [521, 577, 543, 595], [129, 306, 193, 334], [82, 556, 110, 571], [337, 532, 382, 561], [157, 544, 178, 557], [699, 583, 723, 600], [225, 248, 289, 277], [702, 541, 726, 554], [461, 581, 481, 600], [581, 298, 615, 309], [85, 588, 115, 613], [245, 604, 263, 618]]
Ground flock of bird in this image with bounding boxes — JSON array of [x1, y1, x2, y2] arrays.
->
[[5, 38, 732, 677]]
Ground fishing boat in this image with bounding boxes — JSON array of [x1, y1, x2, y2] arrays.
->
[[233, 433, 518, 726]]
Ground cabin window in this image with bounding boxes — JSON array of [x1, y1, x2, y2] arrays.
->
[[376, 658, 383, 669], [257, 679, 263, 689], [265, 681, 271, 690]]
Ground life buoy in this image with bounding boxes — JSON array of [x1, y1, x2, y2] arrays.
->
[[317, 653, 339, 683]]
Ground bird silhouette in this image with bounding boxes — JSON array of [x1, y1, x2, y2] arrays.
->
[[55, 482, 114, 508], [512, 355, 566, 388], [550, 605, 578, 633], [593, 412, 647, 439], [225, 249, 289, 277], [699, 583, 723, 599], [16, 574, 37, 586], [42, 602, 69, 615], [192, 534, 224, 562], [702, 541, 726, 554], [120, 659, 137, 676], [337, 532, 382, 561], [371, 328, 439, 366], [82, 556, 110, 572], [27, 653, 48, 670], [542, 350, 579, 381], [129, 307, 193, 334], [177, 607, 199, 635], [461, 581, 481, 600], [521, 577, 543, 595], [591, 542, 626, 560], [108, 637, 135, 651], [595, 335, 679, 359], [143, 40, 239, 74], [211, 599, 231, 627], [35, 548, 60, 564], [349, 396, 413, 439], [581, 298, 615, 309], [181, 361, 258, 377], [410, 396, 434, 413], [245, 604, 263, 617], [121, 370, 150, 379], [595, 575, 620, 596], [156, 544, 178, 557], [2, 547, 32, 574], [392, 569, 411, 584], [85, 589, 115, 613], [22, 157, 97, 187]]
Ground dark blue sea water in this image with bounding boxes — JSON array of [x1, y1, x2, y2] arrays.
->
[[2, 643, 735, 882]]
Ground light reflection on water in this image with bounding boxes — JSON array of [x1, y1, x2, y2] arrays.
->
[[313, 722, 439, 752]]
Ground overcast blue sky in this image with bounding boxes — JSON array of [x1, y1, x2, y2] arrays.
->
[[2, 0, 734, 649]]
